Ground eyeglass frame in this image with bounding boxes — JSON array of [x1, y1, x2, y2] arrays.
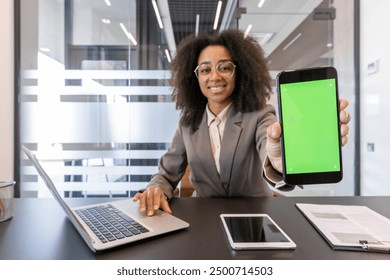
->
[[193, 60, 236, 79]]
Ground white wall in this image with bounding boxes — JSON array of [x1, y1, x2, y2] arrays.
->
[[360, 0, 390, 195], [0, 0, 14, 181]]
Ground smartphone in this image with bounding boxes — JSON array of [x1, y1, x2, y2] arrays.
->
[[276, 66, 342, 185], [220, 214, 296, 250]]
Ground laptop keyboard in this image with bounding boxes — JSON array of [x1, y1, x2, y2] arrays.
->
[[75, 204, 149, 243]]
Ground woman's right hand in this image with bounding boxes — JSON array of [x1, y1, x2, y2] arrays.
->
[[132, 186, 172, 216]]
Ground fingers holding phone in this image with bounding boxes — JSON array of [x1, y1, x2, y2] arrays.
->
[[266, 122, 283, 173], [339, 99, 350, 146]]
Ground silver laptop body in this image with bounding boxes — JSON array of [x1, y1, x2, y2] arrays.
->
[[22, 145, 189, 252]]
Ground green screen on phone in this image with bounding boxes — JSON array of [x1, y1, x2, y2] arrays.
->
[[280, 78, 340, 175]]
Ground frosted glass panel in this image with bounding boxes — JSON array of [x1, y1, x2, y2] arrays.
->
[[21, 102, 179, 143], [19, 0, 177, 198]]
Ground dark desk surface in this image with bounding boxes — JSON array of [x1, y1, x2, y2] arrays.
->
[[1, 196, 390, 260]]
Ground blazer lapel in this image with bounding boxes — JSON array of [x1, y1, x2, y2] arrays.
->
[[191, 111, 222, 182], [219, 108, 243, 191]]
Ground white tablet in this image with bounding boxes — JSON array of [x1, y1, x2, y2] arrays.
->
[[220, 214, 296, 250]]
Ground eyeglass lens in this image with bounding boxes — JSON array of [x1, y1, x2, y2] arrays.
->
[[195, 61, 235, 78]]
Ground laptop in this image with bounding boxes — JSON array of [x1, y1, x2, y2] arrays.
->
[[22, 145, 189, 252]]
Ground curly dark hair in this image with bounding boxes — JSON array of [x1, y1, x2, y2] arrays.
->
[[171, 29, 272, 132]]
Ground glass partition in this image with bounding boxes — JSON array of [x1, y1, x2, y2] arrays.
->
[[18, 0, 355, 197]]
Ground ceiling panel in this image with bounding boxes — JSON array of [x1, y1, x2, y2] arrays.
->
[[73, 0, 334, 71], [238, 0, 323, 55], [163, 0, 332, 70], [168, 0, 227, 45]]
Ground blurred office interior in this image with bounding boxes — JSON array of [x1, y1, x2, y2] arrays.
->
[[0, 0, 389, 198]]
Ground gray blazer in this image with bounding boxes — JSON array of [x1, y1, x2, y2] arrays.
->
[[147, 104, 278, 199]]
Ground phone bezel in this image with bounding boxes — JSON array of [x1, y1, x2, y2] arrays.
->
[[276, 66, 343, 185]]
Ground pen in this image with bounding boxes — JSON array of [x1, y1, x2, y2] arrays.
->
[[359, 240, 390, 252]]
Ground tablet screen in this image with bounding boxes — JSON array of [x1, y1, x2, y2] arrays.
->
[[220, 214, 296, 250], [222, 216, 290, 243]]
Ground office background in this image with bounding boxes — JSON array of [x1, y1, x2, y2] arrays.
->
[[0, 0, 388, 198]]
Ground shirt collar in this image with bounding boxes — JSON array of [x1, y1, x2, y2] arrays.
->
[[206, 102, 232, 127]]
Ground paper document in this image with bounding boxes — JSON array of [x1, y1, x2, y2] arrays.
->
[[296, 203, 390, 253]]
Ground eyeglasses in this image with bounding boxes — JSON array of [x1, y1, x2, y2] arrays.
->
[[194, 61, 236, 78]]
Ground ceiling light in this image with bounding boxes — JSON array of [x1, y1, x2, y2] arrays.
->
[[244, 24, 253, 38], [104, 0, 111, 7], [120, 23, 138, 46], [101, 18, 111, 24], [165, 49, 171, 63], [152, 0, 164, 29], [195, 14, 200, 35], [213, 1, 222, 30], [258, 0, 266, 8], [40, 47, 50, 53]]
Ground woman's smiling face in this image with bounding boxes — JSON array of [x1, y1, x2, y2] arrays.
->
[[196, 45, 236, 115]]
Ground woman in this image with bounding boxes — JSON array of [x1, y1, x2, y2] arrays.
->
[[133, 29, 350, 216]]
